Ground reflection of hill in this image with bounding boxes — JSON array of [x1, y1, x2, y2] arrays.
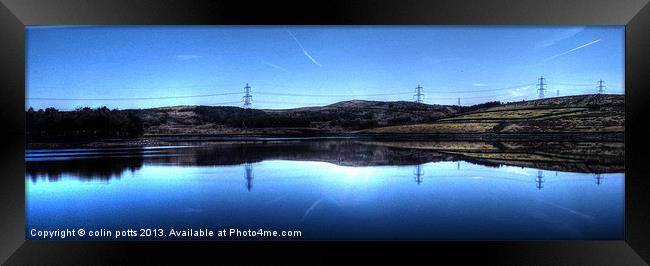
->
[[363, 141, 624, 173], [25, 140, 624, 182], [143, 141, 456, 167], [464, 159, 623, 173]]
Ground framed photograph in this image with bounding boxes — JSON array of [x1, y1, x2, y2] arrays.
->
[[1, 0, 648, 264]]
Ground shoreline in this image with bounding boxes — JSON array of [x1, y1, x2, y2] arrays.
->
[[26, 132, 624, 149]]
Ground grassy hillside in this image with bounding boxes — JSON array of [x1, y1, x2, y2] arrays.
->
[[135, 100, 459, 135], [362, 94, 623, 134], [26, 94, 624, 141]]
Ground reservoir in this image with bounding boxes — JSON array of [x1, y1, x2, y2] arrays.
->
[[25, 140, 624, 240]]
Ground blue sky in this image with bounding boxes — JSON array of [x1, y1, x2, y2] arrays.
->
[[26, 26, 624, 110]]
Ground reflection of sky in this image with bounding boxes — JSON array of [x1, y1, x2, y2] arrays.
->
[[26, 160, 624, 240]]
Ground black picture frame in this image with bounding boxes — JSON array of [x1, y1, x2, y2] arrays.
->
[[1, 0, 648, 264]]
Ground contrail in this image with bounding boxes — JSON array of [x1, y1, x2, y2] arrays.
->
[[541, 200, 594, 220], [266, 193, 289, 205], [28, 25, 97, 29], [536, 27, 585, 48], [543, 39, 601, 62], [301, 197, 324, 221], [262, 61, 290, 73], [287, 30, 322, 67]]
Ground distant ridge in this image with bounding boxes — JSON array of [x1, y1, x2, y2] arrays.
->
[[27, 94, 624, 139]]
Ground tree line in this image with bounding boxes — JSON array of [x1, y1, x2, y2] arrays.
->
[[26, 101, 506, 141], [26, 107, 144, 141]]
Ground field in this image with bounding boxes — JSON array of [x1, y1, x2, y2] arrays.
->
[[362, 122, 499, 133], [362, 94, 623, 135], [439, 108, 586, 121]]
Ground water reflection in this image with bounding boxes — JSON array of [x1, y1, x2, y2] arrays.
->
[[536, 170, 545, 190], [26, 140, 624, 184], [26, 156, 144, 182], [25, 140, 625, 240], [189, 162, 617, 191], [413, 165, 424, 185], [595, 173, 604, 185], [24, 141, 625, 198], [244, 163, 254, 191]]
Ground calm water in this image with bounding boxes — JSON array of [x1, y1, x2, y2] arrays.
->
[[25, 140, 624, 240]]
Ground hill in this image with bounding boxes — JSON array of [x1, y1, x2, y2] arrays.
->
[[362, 94, 623, 137], [26, 94, 624, 143], [136, 100, 460, 135]]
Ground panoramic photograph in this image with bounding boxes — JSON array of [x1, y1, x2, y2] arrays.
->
[[25, 26, 624, 240]]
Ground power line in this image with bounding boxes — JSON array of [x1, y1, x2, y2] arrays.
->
[[427, 83, 535, 93], [414, 84, 424, 103], [27, 81, 619, 98], [595, 173, 603, 185], [537, 76, 547, 99], [449, 93, 515, 100], [26, 81, 601, 102], [26, 79, 619, 105], [27, 84, 221, 90], [206, 101, 242, 106], [255, 100, 330, 105], [548, 82, 623, 89], [597, 80, 606, 94], [256, 91, 412, 97], [242, 83, 252, 109], [549, 82, 594, 86], [253, 82, 537, 96], [496, 95, 531, 102], [536, 170, 545, 190], [413, 165, 424, 185], [244, 163, 254, 191], [27, 92, 241, 101]]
